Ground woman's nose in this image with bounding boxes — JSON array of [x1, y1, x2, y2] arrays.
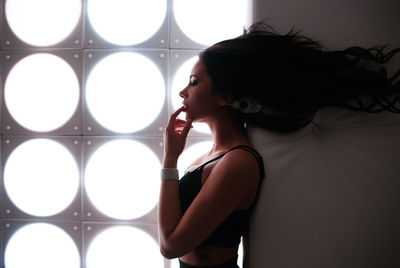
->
[[179, 87, 187, 98]]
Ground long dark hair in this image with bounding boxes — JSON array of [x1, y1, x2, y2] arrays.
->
[[200, 22, 400, 132]]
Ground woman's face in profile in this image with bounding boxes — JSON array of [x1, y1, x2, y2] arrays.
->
[[179, 59, 221, 122]]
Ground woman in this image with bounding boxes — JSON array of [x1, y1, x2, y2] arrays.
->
[[158, 22, 400, 268]]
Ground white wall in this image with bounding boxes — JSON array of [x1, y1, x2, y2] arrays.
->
[[245, 1, 400, 267]]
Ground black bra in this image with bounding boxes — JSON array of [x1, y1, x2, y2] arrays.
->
[[178, 145, 265, 248]]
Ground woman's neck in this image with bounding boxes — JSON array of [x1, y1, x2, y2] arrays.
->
[[207, 115, 251, 152]]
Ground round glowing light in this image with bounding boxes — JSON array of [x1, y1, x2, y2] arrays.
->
[[84, 139, 160, 220], [5, 0, 81, 46], [86, 226, 163, 268], [173, 0, 250, 46], [172, 56, 210, 134], [4, 139, 80, 217], [179, 141, 213, 177], [171, 258, 180, 268], [87, 0, 167, 45], [85, 52, 165, 133], [5, 223, 80, 268], [4, 53, 80, 132]]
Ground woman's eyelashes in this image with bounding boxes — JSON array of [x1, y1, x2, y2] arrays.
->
[[189, 75, 198, 86]]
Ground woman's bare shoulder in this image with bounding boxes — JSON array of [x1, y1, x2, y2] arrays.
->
[[208, 148, 260, 186]]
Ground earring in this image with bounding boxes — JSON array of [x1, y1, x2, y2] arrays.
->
[[231, 97, 262, 113]]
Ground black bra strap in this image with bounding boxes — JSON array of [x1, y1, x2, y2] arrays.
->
[[196, 145, 265, 180], [195, 150, 228, 171]]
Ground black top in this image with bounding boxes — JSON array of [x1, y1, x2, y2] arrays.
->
[[178, 145, 265, 248]]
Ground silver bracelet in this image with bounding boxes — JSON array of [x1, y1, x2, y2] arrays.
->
[[161, 168, 179, 181]]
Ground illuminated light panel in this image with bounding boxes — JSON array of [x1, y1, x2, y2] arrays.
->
[[173, 0, 250, 46], [87, 0, 167, 45], [172, 56, 211, 134], [86, 226, 163, 268], [5, 0, 81, 46], [4, 223, 80, 268], [85, 52, 165, 133], [4, 53, 80, 132], [171, 258, 180, 268], [178, 141, 214, 177], [84, 139, 160, 220], [4, 139, 80, 217]]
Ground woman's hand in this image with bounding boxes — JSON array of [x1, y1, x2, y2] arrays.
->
[[163, 106, 192, 168]]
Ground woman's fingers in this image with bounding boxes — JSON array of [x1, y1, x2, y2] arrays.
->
[[167, 106, 185, 129], [174, 119, 187, 127], [163, 107, 192, 160], [167, 107, 193, 134], [175, 118, 194, 133], [181, 119, 193, 137]]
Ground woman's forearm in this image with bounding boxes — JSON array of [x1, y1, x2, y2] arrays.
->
[[162, 156, 178, 169], [158, 179, 182, 258], [159, 157, 182, 258]]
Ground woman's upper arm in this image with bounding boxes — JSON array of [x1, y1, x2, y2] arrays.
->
[[163, 150, 259, 257]]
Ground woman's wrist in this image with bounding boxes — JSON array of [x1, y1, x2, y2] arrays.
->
[[160, 168, 179, 181]]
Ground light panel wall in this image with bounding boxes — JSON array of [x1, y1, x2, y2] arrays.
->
[[82, 49, 168, 136], [1, 50, 82, 135], [0, 0, 253, 267], [2, 0, 83, 49], [1, 136, 82, 220], [84, 0, 169, 48], [3, 221, 82, 268]]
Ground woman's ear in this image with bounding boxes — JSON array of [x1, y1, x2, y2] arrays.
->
[[218, 93, 234, 106]]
